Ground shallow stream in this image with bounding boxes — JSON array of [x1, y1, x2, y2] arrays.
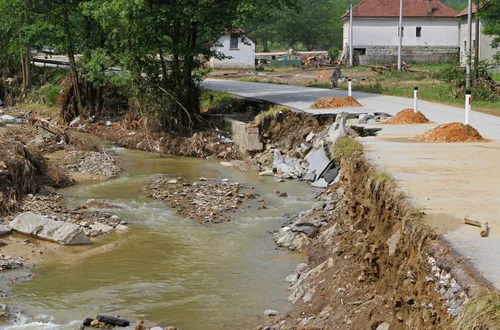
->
[[1, 147, 317, 329]]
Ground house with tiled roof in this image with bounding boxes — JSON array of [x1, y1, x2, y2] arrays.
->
[[456, 4, 497, 65], [341, 0, 459, 65]]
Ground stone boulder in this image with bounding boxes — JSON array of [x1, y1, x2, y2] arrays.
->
[[9, 212, 91, 245], [0, 225, 12, 237]]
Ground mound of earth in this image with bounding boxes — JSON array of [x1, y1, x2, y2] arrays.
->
[[310, 96, 362, 109], [413, 122, 487, 143], [384, 108, 430, 124]]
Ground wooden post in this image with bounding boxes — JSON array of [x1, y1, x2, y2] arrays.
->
[[481, 222, 488, 237]]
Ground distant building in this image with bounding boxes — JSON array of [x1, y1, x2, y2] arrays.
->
[[210, 32, 255, 69], [457, 4, 497, 65], [341, 0, 459, 65]]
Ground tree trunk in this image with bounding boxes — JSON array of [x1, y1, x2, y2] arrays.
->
[[96, 86, 103, 117], [25, 46, 31, 91], [19, 37, 26, 98], [62, 0, 83, 114]]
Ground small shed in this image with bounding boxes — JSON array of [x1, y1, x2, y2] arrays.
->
[[210, 32, 255, 69]]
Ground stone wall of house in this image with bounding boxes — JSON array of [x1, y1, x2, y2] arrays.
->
[[357, 46, 459, 65]]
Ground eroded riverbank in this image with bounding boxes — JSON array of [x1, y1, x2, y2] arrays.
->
[[0, 147, 318, 329]]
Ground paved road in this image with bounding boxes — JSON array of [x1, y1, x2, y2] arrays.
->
[[205, 79, 500, 289], [205, 79, 500, 140]]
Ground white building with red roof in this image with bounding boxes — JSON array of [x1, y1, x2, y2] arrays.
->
[[341, 0, 459, 65], [456, 4, 497, 65]]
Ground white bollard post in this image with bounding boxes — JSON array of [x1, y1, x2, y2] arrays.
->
[[465, 90, 471, 125], [348, 79, 352, 97], [413, 87, 418, 113]]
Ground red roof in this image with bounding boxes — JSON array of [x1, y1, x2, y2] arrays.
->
[[341, 0, 458, 19], [456, 4, 478, 17]]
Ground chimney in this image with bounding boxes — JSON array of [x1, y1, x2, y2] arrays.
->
[[427, 0, 433, 14]]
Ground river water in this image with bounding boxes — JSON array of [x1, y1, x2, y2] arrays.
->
[[1, 148, 316, 329]]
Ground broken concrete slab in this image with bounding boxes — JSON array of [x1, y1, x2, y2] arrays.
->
[[305, 146, 330, 183], [9, 212, 91, 245]]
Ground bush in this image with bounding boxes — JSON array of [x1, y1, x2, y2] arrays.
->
[[44, 84, 63, 106]]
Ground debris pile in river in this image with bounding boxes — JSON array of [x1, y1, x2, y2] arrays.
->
[[59, 150, 121, 179], [0, 140, 73, 216], [4, 192, 127, 238], [144, 175, 257, 223]]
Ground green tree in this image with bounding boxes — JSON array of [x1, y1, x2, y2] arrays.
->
[[246, 0, 354, 51], [480, 0, 500, 60]]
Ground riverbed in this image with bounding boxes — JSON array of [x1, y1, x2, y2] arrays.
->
[[1, 147, 317, 329]]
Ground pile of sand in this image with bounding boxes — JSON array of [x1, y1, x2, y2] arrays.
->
[[310, 96, 362, 109], [384, 108, 430, 124], [413, 122, 487, 143], [317, 71, 331, 83]]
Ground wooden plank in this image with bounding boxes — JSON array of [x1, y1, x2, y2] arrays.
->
[[464, 217, 482, 227]]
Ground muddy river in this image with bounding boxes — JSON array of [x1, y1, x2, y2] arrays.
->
[[1, 147, 317, 329]]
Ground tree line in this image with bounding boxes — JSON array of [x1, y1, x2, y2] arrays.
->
[[0, 0, 498, 133], [0, 0, 294, 132]]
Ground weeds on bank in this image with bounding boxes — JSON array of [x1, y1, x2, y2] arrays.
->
[[255, 105, 290, 122], [200, 89, 235, 111], [453, 290, 500, 330], [332, 137, 363, 160]]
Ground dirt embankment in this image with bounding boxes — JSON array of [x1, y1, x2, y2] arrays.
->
[[261, 152, 490, 329], [0, 140, 73, 216]]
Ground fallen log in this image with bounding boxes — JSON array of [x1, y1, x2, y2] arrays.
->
[[464, 217, 482, 227]]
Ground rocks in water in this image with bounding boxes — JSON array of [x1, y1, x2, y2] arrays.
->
[[0, 225, 11, 237], [9, 212, 91, 245], [258, 170, 273, 176], [0, 254, 24, 271], [90, 222, 113, 234], [10, 192, 126, 239], [96, 315, 130, 327], [264, 309, 280, 316], [84, 315, 130, 327]]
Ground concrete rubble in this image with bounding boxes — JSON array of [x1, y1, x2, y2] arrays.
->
[[249, 111, 387, 190], [9, 212, 91, 245]]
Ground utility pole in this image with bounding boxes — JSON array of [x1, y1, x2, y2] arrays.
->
[[349, 4, 353, 67], [466, 0, 472, 90], [474, 0, 480, 64], [397, 0, 403, 71]]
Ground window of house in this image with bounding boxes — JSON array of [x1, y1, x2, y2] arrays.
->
[[230, 35, 239, 49], [416, 27, 422, 37]]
